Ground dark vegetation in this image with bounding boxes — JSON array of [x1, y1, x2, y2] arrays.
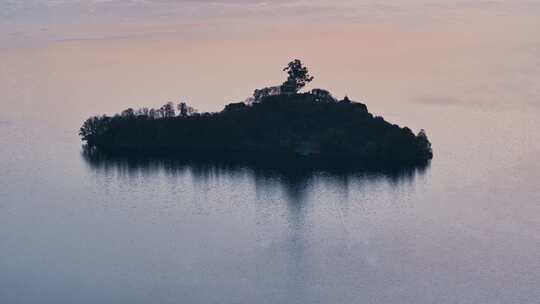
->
[[80, 60, 433, 165]]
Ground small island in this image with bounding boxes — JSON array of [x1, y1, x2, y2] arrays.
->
[[80, 60, 432, 165]]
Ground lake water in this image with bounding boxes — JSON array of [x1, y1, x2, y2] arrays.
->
[[1, 1, 540, 303]]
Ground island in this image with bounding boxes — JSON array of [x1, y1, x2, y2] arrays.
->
[[80, 60, 433, 166]]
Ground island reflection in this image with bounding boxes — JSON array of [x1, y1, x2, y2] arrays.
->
[[82, 148, 430, 204]]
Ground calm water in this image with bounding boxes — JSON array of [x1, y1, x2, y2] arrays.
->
[[1, 1, 540, 303]]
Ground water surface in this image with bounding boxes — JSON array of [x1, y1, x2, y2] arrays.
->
[[1, 1, 540, 303]]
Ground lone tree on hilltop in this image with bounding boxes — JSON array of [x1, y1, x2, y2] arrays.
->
[[281, 59, 314, 94]]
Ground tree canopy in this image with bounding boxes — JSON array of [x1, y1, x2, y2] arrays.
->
[[281, 59, 314, 93]]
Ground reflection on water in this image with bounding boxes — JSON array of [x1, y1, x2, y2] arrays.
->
[[82, 149, 429, 206], [74, 149, 435, 304]]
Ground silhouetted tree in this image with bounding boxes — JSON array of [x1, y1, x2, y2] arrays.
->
[[280, 79, 297, 95], [161, 102, 176, 118], [281, 59, 314, 94], [177, 102, 186, 116], [79, 115, 110, 146], [253, 86, 281, 102], [121, 108, 135, 118], [417, 129, 432, 155], [177, 102, 197, 117], [311, 88, 335, 102], [149, 108, 159, 119], [135, 107, 150, 117]]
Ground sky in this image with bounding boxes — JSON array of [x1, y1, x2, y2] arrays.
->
[[3, 0, 540, 47], [0, 0, 539, 118]]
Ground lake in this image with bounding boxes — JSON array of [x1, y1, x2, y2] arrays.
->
[[1, 1, 539, 303]]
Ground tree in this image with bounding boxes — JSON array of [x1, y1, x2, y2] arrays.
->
[[177, 102, 197, 117], [148, 108, 159, 119], [417, 129, 433, 155], [79, 115, 110, 145], [311, 88, 335, 102], [121, 108, 135, 118], [161, 102, 176, 118], [135, 107, 150, 117], [252, 86, 282, 102], [253, 86, 281, 102], [281, 59, 314, 94]]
